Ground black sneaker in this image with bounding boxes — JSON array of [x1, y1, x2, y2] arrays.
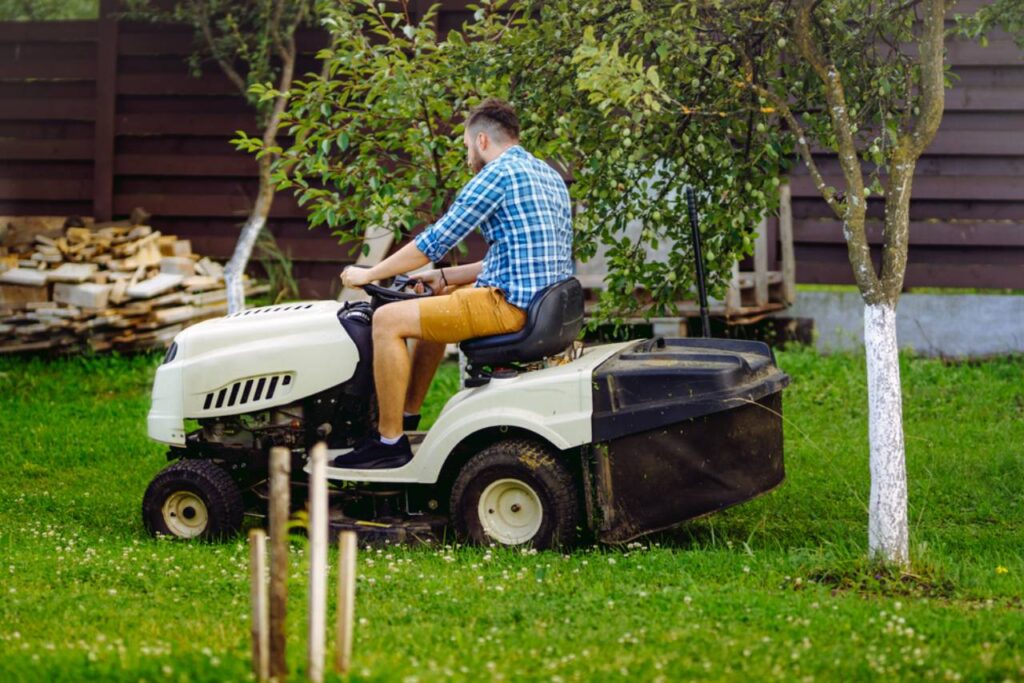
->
[[403, 414, 421, 431], [332, 434, 414, 470]]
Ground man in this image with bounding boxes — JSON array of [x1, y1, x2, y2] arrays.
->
[[335, 98, 573, 469]]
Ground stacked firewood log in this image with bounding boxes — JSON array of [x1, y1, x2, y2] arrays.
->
[[0, 216, 266, 354]]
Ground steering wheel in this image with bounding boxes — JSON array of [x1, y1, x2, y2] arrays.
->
[[349, 266, 434, 304]]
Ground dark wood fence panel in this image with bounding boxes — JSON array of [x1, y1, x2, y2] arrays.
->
[[1, 4, 1022, 298], [790, 24, 1024, 289]]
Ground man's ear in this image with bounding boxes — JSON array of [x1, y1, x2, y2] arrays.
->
[[476, 131, 489, 151]]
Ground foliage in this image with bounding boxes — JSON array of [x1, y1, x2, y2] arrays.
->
[[0, 0, 96, 21], [956, 0, 1024, 49], [256, 0, 787, 320], [244, 0, 480, 260], [2, 350, 1023, 679], [467, 0, 789, 320], [560, 0, 950, 306]]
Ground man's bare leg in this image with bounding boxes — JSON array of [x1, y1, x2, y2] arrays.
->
[[370, 301, 422, 440], [404, 340, 447, 416]]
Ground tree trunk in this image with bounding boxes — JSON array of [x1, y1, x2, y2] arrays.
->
[[864, 302, 909, 566], [225, 157, 275, 314]]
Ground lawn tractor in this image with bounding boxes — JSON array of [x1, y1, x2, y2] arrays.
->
[[142, 274, 790, 548]]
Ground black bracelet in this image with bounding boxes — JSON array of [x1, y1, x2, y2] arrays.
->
[[439, 268, 448, 287]]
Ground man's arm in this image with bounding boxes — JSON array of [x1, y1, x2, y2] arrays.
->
[[341, 241, 430, 289]]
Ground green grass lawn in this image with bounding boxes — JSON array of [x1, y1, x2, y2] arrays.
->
[[1, 347, 1022, 681]]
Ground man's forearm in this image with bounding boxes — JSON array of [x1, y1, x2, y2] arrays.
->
[[367, 242, 431, 281], [439, 261, 483, 286]]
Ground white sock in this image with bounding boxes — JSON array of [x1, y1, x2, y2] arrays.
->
[[403, 411, 418, 417], [380, 434, 402, 446]]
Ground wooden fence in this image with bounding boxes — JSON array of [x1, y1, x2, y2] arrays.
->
[[1, 2, 1021, 298]]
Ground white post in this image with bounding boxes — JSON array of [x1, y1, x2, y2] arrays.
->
[[864, 302, 909, 566], [335, 530, 358, 676], [307, 442, 328, 683], [249, 529, 269, 682]]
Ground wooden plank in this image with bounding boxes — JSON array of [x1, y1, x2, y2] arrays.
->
[[0, 283, 50, 307], [115, 113, 256, 136], [112, 194, 307, 219], [126, 273, 184, 299], [0, 59, 96, 80], [753, 218, 769, 307], [0, 179, 92, 201], [0, 99, 96, 121], [0, 268, 48, 286], [0, 140, 94, 160], [47, 263, 97, 283], [789, 175, 1024, 202], [778, 183, 796, 305], [0, 21, 98, 43], [794, 221, 1024, 248], [53, 282, 111, 309], [115, 154, 257, 177], [117, 73, 239, 96], [796, 260, 1024, 290]]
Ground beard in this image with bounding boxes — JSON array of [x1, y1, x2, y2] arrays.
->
[[467, 144, 485, 174]]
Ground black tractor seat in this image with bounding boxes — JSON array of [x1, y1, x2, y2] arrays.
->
[[460, 277, 584, 384]]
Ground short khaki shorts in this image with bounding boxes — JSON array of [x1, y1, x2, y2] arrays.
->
[[418, 286, 526, 344]]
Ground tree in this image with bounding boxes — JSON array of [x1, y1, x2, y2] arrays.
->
[[129, 0, 313, 313], [553, 0, 953, 565]]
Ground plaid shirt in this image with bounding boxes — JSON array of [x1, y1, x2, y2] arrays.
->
[[414, 146, 573, 310]]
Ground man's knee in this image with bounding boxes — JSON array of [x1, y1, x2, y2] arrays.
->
[[372, 301, 421, 342]]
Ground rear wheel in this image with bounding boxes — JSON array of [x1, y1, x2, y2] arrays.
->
[[142, 459, 244, 540], [450, 440, 578, 549]]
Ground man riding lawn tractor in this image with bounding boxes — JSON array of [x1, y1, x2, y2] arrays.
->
[[142, 98, 789, 548], [335, 98, 574, 470]]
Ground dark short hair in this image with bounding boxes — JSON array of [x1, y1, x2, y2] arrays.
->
[[466, 98, 520, 141]]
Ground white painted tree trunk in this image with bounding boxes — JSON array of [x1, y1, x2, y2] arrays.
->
[[864, 302, 909, 566], [224, 212, 267, 314]]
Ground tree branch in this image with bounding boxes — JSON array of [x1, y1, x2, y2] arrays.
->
[[905, 0, 946, 158], [749, 81, 843, 218], [792, 0, 881, 300], [192, 0, 248, 95]]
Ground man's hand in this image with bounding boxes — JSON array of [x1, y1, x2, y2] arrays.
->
[[340, 266, 374, 290], [412, 269, 445, 295]]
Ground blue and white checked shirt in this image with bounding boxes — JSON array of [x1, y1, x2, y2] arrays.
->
[[413, 146, 573, 310]]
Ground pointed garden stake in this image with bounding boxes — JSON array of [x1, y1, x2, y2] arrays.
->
[[307, 442, 328, 683], [335, 530, 358, 675]]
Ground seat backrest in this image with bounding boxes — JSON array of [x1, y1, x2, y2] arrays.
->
[[460, 277, 584, 366]]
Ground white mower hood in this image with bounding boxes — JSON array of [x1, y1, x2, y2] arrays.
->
[[148, 301, 358, 445]]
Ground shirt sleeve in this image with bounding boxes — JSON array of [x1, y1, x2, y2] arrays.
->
[[414, 163, 506, 262]]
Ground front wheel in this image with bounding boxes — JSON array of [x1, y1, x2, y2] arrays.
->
[[450, 440, 578, 549], [142, 459, 244, 540]]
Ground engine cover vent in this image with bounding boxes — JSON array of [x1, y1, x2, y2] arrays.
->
[[202, 372, 295, 411], [227, 303, 315, 319]]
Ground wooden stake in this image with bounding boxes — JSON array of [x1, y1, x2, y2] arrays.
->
[[307, 442, 328, 683], [269, 447, 291, 680], [249, 529, 270, 682], [335, 530, 358, 676], [779, 182, 796, 306]]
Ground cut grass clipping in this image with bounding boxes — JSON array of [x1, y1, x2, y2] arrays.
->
[[0, 348, 1022, 681]]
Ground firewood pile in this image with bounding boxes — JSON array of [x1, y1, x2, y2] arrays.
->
[[0, 216, 267, 354]]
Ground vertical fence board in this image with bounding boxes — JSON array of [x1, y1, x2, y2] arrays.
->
[[92, 0, 118, 221]]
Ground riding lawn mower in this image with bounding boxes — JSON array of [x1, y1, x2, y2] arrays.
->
[[143, 275, 790, 548]]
